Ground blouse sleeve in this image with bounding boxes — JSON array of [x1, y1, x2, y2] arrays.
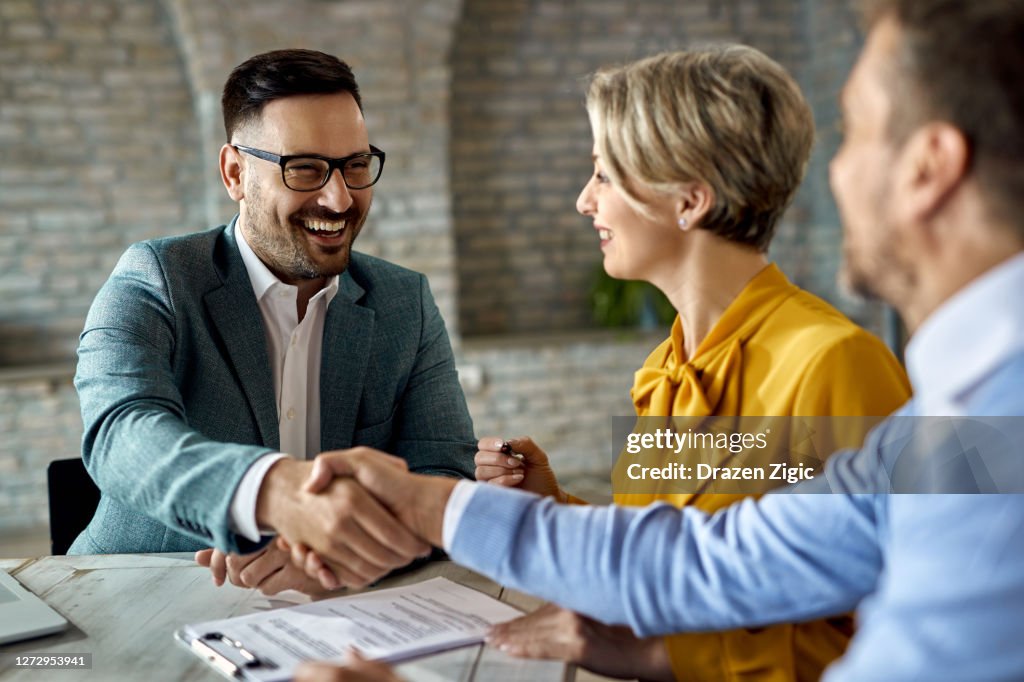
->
[[792, 331, 911, 417]]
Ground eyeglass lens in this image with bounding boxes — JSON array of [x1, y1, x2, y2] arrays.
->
[[282, 154, 382, 191]]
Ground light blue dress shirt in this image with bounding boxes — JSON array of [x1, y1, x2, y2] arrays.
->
[[446, 253, 1024, 681]]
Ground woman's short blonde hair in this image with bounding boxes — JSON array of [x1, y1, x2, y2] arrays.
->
[[586, 46, 814, 251]]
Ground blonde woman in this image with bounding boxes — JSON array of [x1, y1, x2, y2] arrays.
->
[[475, 47, 910, 681]]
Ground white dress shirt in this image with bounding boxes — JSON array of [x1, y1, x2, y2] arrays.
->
[[229, 223, 339, 543], [442, 480, 477, 551], [905, 251, 1024, 415]]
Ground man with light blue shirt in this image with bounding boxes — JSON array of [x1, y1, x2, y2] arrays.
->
[[70, 49, 475, 595], [293, 1, 1024, 680]]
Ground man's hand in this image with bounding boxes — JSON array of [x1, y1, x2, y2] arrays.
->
[[292, 447, 458, 590], [485, 603, 674, 681], [194, 545, 336, 596], [473, 436, 567, 501], [255, 453, 432, 590], [295, 650, 404, 682], [302, 447, 457, 546]]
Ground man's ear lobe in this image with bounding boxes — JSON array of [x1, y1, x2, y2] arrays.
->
[[220, 144, 245, 202], [899, 122, 969, 223]]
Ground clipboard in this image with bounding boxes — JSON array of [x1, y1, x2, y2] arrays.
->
[[173, 577, 525, 682], [174, 629, 280, 681]]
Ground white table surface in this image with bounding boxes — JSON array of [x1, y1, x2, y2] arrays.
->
[[0, 553, 622, 681]]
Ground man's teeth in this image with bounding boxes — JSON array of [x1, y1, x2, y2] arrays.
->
[[305, 220, 346, 232], [598, 229, 612, 240]]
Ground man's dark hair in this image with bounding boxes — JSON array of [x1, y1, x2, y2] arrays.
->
[[221, 49, 362, 141], [863, 0, 1024, 232]]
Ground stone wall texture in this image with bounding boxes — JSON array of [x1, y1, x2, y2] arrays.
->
[[0, 0, 881, 534]]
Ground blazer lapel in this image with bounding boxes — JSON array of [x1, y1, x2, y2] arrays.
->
[[204, 224, 280, 449], [319, 271, 374, 451]]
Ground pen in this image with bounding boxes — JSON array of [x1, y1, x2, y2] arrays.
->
[[500, 441, 525, 462]]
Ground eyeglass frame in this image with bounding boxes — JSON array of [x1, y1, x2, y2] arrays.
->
[[232, 143, 386, 191]]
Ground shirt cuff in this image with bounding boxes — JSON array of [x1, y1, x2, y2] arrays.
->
[[230, 453, 288, 543], [442, 479, 479, 552]]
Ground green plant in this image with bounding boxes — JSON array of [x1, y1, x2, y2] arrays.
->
[[589, 265, 676, 329]]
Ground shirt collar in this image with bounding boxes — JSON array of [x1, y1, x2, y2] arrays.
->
[[234, 218, 340, 305], [906, 251, 1024, 414]]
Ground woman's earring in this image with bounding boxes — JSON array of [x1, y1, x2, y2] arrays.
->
[[677, 217, 688, 229]]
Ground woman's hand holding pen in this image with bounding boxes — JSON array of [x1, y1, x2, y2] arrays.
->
[[474, 436, 567, 503]]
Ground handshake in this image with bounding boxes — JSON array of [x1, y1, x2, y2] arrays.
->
[[195, 447, 457, 595], [194, 439, 656, 682]]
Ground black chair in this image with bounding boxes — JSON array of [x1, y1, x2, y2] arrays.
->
[[46, 458, 101, 555]]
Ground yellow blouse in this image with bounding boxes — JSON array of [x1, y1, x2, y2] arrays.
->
[[617, 263, 911, 682]]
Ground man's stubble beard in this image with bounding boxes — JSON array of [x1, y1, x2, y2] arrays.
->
[[243, 177, 362, 282], [839, 213, 917, 309]]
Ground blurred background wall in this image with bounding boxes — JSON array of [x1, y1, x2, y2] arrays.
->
[[0, 0, 882, 543]]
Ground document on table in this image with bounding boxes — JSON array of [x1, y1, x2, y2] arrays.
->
[[174, 577, 523, 682]]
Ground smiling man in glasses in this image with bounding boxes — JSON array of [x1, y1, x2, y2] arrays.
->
[[68, 49, 476, 596]]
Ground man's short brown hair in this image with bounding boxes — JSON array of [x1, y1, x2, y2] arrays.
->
[[221, 49, 362, 141], [863, 0, 1024, 233]]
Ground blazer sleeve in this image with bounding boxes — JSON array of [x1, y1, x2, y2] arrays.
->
[[388, 273, 476, 480], [75, 243, 273, 554]]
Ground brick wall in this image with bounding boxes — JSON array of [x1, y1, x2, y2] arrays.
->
[[0, 369, 80, 530], [162, 0, 466, 334], [452, 0, 885, 336], [0, 0, 468, 533], [459, 331, 663, 477], [0, 0, 878, 535], [0, 0, 205, 366]]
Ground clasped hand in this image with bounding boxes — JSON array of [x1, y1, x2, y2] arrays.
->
[[197, 449, 439, 594], [282, 438, 564, 591], [283, 447, 454, 590]]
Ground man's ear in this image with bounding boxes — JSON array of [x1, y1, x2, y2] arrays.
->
[[675, 181, 715, 230], [894, 122, 969, 226], [220, 144, 245, 202]]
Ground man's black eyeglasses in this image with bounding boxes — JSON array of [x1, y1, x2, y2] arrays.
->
[[233, 144, 386, 191]]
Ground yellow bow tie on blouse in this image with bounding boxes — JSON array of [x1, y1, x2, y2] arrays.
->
[[632, 319, 743, 417], [631, 264, 797, 419]]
